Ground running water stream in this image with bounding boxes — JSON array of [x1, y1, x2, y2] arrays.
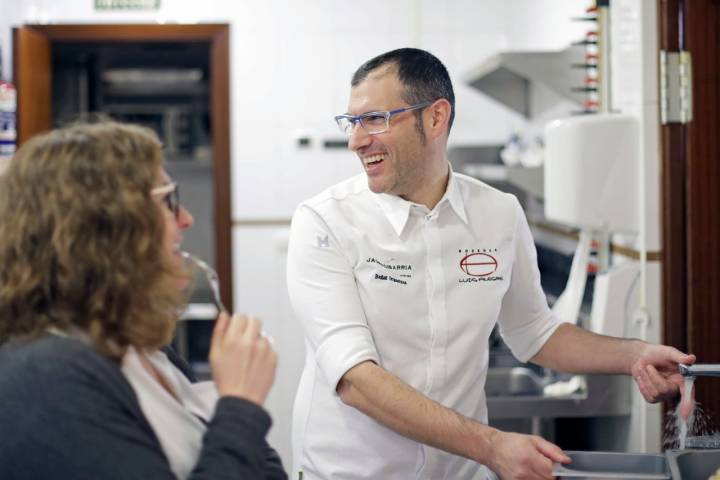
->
[[678, 376, 695, 450], [664, 366, 720, 450]]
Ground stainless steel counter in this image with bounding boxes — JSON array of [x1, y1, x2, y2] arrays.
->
[[487, 372, 631, 420]]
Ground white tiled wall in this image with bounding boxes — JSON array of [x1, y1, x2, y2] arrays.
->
[[0, 0, 588, 217], [503, 0, 589, 51]]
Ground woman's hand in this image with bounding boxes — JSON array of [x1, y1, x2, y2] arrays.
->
[[209, 312, 277, 405]]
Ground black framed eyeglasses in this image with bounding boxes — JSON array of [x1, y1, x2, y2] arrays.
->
[[150, 182, 180, 219], [334, 101, 432, 136]]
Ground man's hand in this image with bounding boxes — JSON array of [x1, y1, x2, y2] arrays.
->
[[631, 343, 695, 403], [532, 324, 696, 407], [337, 361, 572, 476], [486, 431, 570, 480]]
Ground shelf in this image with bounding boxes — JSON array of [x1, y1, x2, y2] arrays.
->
[[463, 45, 586, 117], [462, 163, 507, 181], [506, 165, 544, 199], [103, 83, 209, 97], [179, 302, 218, 321], [462, 164, 544, 199], [102, 103, 208, 114], [165, 156, 213, 168]]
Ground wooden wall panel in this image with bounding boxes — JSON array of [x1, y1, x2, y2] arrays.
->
[[210, 26, 233, 312], [685, 0, 720, 413]]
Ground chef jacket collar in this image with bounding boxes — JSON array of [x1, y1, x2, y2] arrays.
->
[[373, 164, 468, 236]]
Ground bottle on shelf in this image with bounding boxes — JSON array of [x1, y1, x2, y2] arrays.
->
[[570, 3, 607, 114], [0, 79, 17, 173]]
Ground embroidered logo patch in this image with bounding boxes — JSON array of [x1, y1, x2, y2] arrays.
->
[[316, 235, 329, 248], [458, 249, 503, 283], [460, 252, 497, 276], [366, 256, 413, 285]]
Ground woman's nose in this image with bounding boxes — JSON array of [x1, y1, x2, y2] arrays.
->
[[178, 205, 194, 229]]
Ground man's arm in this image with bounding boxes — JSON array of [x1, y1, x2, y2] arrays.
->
[[338, 360, 569, 479], [531, 323, 695, 402], [287, 205, 569, 478], [493, 202, 696, 405]]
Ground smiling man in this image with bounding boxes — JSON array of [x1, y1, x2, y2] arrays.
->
[[286, 48, 693, 480]]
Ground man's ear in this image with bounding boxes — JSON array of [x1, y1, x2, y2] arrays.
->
[[425, 99, 451, 139]]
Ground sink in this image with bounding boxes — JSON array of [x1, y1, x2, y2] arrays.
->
[[686, 435, 720, 449], [550, 450, 720, 479], [485, 367, 547, 396], [667, 449, 720, 479], [553, 451, 670, 479]]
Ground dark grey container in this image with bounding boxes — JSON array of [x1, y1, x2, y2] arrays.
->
[[666, 449, 720, 479], [553, 451, 670, 479]]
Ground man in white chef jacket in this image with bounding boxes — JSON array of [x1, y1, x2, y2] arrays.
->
[[286, 48, 694, 480]]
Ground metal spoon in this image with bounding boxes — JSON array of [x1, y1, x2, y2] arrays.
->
[[180, 251, 273, 344], [181, 251, 227, 314]]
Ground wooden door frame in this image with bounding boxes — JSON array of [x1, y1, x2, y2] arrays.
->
[[659, 0, 688, 354], [13, 24, 233, 311], [659, 0, 720, 414]]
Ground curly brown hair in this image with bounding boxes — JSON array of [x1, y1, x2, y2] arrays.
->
[[0, 122, 186, 360]]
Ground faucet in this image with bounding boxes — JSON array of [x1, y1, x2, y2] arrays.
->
[[679, 363, 720, 377]]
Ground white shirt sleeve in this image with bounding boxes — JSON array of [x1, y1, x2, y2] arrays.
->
[[286, 204, 380, 392], [497, 200, 562, 362]]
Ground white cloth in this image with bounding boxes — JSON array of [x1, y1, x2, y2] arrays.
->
[[287, 171, 562, 480], [122, 347, 219, 479], [551, 229, 592, 324]]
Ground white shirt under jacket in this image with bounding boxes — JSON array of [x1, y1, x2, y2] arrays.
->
[[286, 169, 561, 480]]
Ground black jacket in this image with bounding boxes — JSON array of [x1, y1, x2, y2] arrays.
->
[[0, 334, 287, 480]]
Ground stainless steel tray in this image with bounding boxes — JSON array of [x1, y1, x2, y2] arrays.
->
[[553, 451, 670, 479]]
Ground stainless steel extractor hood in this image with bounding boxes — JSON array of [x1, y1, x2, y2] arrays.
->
[[463, 45, 586, 117]]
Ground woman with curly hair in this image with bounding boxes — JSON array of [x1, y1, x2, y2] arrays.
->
[[0, 122, 286, 479]]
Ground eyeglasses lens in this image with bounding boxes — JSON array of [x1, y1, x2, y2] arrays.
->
[[165, 185, 180, 219], [336, 114, 389, 136], [337, 117, 353, 135]]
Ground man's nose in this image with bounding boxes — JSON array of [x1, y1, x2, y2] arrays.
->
[[348, 123, 372, 152]]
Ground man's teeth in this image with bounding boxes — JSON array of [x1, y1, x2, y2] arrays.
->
[[365, 154, 384, 165]]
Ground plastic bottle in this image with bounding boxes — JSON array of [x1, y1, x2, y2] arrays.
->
[[0, 80, 17, 173]]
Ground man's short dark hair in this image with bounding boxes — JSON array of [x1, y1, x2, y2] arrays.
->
[[351, 48, 455, 134]]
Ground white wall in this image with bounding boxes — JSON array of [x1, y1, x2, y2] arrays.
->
[[0, 0, 21, 81], [0, 0, 597, 471], [610, 0, 664, 452], [503, 0, 589, 51]]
